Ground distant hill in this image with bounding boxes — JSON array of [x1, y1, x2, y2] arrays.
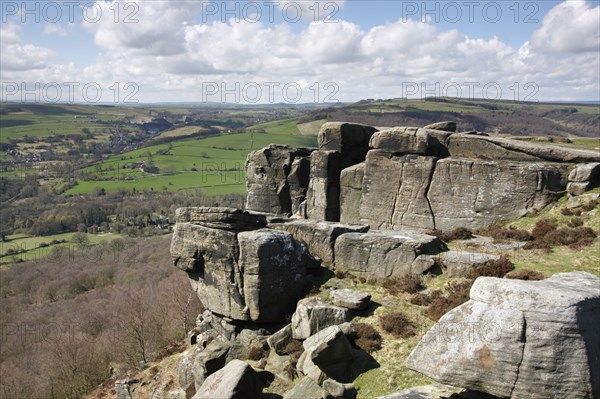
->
[[299, 98, 600, 138]]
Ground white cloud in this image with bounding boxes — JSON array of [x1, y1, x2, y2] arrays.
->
[[3, 0, 599, 102], [0, 24, 22, 44], [42, 24, 69, 37], [84, 0, 205, 56], [0, 25, 55, 73], [530, 0, 600, 53]]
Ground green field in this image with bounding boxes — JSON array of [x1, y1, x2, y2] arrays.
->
[[0, 103, 152, 143], [0, 232, 124, 264], [155, 125, 210, 139], [65, 118, 317, 195]]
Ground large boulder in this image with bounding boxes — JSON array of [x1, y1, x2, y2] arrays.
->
[[171, 209, 253, 320], [334, 230, 444, 278], [192, 337, 231, 388], [192, 359, 261, 399], [322, 379, 358, 399], [569, 162, 600, 183], [171, 208, 312, 323], [317, 122, 378, 168], [299, 325, 370, 384], [428, 159, 568, 230], [447, 134, 600, 163], [359, 151, 438, 231], [368, 127, 450, 157], [269, 218, 369, 266], [330, 289, 371, 310], [291, 298, 350, 339], [283, 377, 324, 399], [438, 250, 501, 277], [238, 229, 313, 323], [568, 162, 600, 196], [407, 272, 600, 399], [245, 145, 314, 215], [267, 324, 293, 355]]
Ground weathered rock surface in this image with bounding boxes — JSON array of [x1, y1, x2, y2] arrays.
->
[[373, 384, 489, 399], [428, 158, 568, 230], [368, 127, 451, 157], [317, 122, 378, 168], [300, 325, 369, 383], [340, 163, 365, 224], [447, 134, 600, 163], [289, 156, 313, 214], [245, 122, 597, 232], [566, 192, 600, 209], [359, 151, 438, 231], [166, 388, 188, 399], [306, 150, 343, 221], [374, 385, 455, 399], [267, 324, 293, 355], [567, 181, 592, 196], [438, 250, 500, 277], [172, 208, 312, 323], [115, 380, 133, 399], [178, 350, 196, 398], [423, 121, 457, 132], [238, 229, 313, 323], [173, 207, 268, 232], [192, 359, 260, 399], [245, 145, 314, 215], [356, 152, 568, 231], [283, 377, 324, 399], [269, 218, 369, 266], [569, 162, 600, 183], [173, 218, 248, 320], [322, 379, 357, 399], [407, 272, 600, 399], [292, 298, 350, 339], [192, 337, 231, 388], [334, 231, 444, 278], [330, 289, 371, 310]]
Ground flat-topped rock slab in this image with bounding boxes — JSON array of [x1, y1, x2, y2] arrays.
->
[[334, 230, 445, 278]]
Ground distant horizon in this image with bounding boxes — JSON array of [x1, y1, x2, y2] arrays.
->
[[2, 97, 600, 107]]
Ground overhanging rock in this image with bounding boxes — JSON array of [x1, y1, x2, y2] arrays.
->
[[171, 207, 313, 323]]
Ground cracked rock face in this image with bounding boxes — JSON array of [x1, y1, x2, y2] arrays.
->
[[359, 151, 438, 231], [245, 145, 314, 216], [355, 151, 568, 231], [269, 219, 369, 266], [406, 272, 600, 399], [334, 230, 444, 278], [317, 122, 378, 169], [192, 359, 260, 399], [429, 159, 567, 230], [333, 124, 598, 231], [171, 207, 312, 323]]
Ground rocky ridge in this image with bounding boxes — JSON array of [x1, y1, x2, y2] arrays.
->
[[246, 121, 598, 231], [165, 121, 599, 398]]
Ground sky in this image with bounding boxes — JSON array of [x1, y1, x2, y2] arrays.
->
[[1, 0, 599, 104]]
